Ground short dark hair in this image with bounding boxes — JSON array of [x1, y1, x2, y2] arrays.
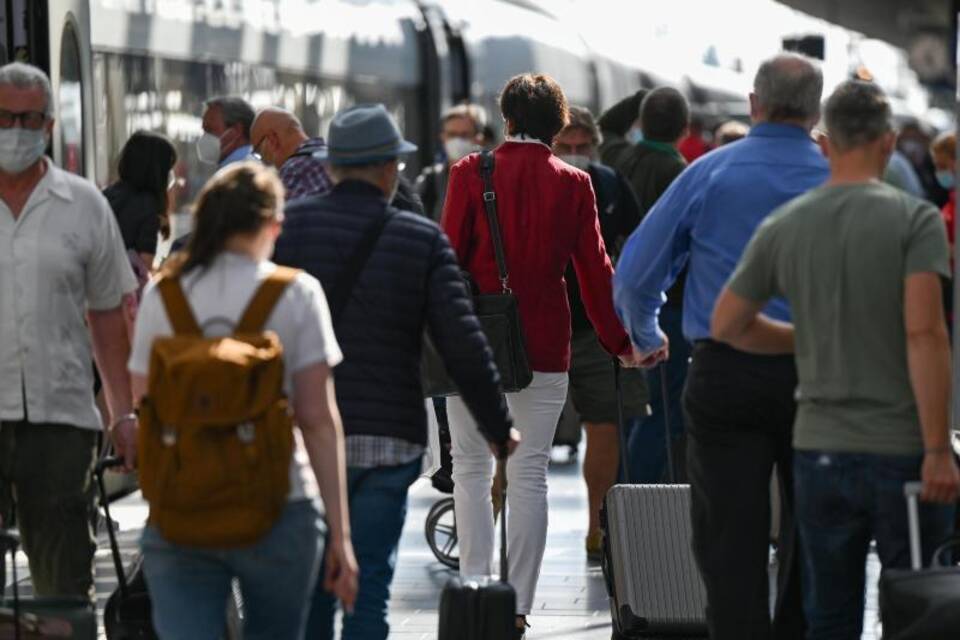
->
[[824, 80, 892, 153], [204, 96, 256, 139], [499, 74, 568, 145], [560, 105, 601, 146], [640, 87, 689, 143]]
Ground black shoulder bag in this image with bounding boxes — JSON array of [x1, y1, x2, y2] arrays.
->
[[327, 211, 393, 325], [422, 150, 533, 396]]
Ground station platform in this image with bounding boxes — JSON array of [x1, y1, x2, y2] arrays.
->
[[4, 447, 881, 639]]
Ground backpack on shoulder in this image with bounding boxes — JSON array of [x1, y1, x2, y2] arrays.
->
[[137, 267, 300, 548]]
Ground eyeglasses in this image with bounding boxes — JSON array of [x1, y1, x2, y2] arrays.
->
[[252, 135, 269, 160], [0, 109, 47, 130]]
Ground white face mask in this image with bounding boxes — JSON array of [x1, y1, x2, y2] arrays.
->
[[560, 154, 591, 171], [196, 132, 222, 165], [444, 137, 477, 164], [0, 127, 47, 174]]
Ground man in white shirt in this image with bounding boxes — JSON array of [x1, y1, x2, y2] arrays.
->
[[0, 62, 137, 599]]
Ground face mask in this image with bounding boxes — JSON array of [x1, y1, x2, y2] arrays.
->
[[444, 137, 476, 164], [626, 127, 644, 145], [196, 132, 222, 165], [0, 127, 47, 174], [560, 154, 591, 170], [936, 169, 955, 191]]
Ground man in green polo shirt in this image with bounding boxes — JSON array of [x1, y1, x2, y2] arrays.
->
[[711, 79, 959, 640]]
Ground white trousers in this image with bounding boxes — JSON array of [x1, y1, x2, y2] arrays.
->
[[448, 371, 569, 615]]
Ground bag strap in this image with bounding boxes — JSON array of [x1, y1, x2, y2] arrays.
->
[[158, 277, 203, 336], [479, 150, 511, 294], [328, 212, 394, 324], [235, 266, 301, 334]]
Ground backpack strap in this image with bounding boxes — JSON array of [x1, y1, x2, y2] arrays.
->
[[157, 277, 203, 336], [235, 266, 301, 334]]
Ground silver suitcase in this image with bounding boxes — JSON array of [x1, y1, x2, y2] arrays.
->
[[601, 362, 708, 637]]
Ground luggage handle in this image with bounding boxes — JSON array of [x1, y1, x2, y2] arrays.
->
[[613, 360, 629, 484], [904, 482, 924, 570], [612, 360, 674, 484], [0, 531, 21, 640], [659, 362, 675, 484], [903, 482, 960, 571], [497, 458, 508, 584], [95, 456, 129, 598]]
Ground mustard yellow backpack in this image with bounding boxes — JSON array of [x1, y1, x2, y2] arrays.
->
[[137, 267, 300, 547]]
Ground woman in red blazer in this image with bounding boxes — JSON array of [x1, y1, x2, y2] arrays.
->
[[442, 73, 636, 639]]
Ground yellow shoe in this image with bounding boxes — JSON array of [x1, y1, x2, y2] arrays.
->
[[585, 530, 603, 562]]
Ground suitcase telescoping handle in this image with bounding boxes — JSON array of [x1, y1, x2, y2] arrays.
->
[[497, 457, 509, 583], [613, 360, 675, 484], [95, 456, 129, 598], [658, 362, 675, 484], [904, 481, 925, 570], [613, 359, 630, 484], [0, 530, 22, 640]]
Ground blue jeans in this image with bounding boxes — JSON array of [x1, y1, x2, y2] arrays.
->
[[627, 305, 690, 483], [141, 499, 324, 640], [307, 458, 422, 640], [794, 450, 956, 640]]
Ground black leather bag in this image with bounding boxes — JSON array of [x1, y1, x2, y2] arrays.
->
[[878, 482, 960, 640], [422, 150, 533, 397]]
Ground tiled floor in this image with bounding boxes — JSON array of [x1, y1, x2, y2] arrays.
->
[[4, 449, 881, 639]]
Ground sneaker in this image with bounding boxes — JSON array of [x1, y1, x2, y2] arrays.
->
[[585, 529, 603, 562]]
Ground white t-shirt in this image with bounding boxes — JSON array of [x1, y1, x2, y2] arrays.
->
[[128, 252, 343, 501]]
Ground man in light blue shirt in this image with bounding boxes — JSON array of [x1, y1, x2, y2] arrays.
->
[[197, 95, 256, 168], [613, 53, 829, 639], [171, 96, 257, 252]]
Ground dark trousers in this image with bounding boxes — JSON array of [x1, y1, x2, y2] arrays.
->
[[0, 421, 97, 599], [307, 458, 422, 640], [794, 451, 955, 640], [683, 340, 804, 640]]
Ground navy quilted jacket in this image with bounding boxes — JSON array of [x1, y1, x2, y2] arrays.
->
[[274, 180, 512, 447]]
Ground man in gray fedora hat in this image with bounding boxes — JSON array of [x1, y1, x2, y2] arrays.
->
[[274, 103, 519, 640]]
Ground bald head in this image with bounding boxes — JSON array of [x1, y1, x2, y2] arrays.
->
[[251, 107, 308, 167], [751, 52, 823, 129]]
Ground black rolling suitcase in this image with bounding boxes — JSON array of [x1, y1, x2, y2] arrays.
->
[[437, 459, 516, 640], [95, 457, 157, 640], [601, 362, 708, 638], [878, 481, 960, 639]]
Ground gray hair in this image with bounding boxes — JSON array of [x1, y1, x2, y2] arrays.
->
[[824, 80, 892, 152], [753, 53, 823, 123], [441, 103, 487, 133], [561, 105, 601, 147], [0, 62, 53, 116], [204, 95, 256, 138]]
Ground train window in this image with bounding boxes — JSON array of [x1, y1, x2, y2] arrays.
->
[[58, 22, 83, 175]]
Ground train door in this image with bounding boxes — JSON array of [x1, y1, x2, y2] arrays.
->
[[0, 1, 49, 71], [415, 4, 451, 169]]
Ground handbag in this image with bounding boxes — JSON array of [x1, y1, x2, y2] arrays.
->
[[422, 150, 533, 397], [878, 482, 960, 639]]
